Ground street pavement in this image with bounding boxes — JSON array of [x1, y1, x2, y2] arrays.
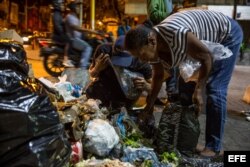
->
[[25, 47, 250, 151]]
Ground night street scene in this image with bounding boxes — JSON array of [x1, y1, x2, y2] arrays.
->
[[0, 0, 249, 166]]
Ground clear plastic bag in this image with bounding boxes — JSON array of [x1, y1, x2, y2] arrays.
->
[[179, 40, 233, 82], [113, 66, 144, 100], [179, 57, 201, 82], [83, 119, 119, 157]]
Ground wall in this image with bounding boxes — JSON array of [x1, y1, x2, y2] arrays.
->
[[207, 5, 250, 20]]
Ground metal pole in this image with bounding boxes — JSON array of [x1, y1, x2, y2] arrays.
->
[[79, 0, 83, 26], [233, 0, 237, 19], [25, 0, 27, 30], [90, 0, 95, 30]]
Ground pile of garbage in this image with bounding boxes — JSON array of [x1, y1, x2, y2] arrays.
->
[[0, 31, 224, 167], [38, 74, 224, 167]]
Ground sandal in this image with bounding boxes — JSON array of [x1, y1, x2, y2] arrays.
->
[[195, 144, 205, 153], [200, 148, 223, 158]]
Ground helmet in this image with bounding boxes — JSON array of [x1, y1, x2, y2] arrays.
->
[[67, 0, 78, 11], [52, 0, 64, 11]]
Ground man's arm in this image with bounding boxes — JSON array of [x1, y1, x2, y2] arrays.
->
[[70, 24, 102, 35], [186, 32, 212, 89], [89, 45, 112, 78], [145, 62, 165, 114], [186, 32, 213, 111]]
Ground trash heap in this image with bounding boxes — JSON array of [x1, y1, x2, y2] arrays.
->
[[39, 73, 224, 167], [0, 30, 224, 167]]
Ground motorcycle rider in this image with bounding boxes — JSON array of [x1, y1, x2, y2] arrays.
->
[[64, 1, 97, 68], [51, 0, 69, 61]]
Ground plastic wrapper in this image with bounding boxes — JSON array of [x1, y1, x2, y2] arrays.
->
[[121, 147, 172, 167], [179, 57, 201, 82], [111, 107, 142, 139], [54, 75, 77, 102], [179, 40, 233, 82], [113, 66, 144, 100], [58, 107, 83, 142], [76, 158, 135, 167], [70, 140, 83, 164], [0, 42, 71, 166], [83, 119, 119, 157], [61, 68, 90, 92]]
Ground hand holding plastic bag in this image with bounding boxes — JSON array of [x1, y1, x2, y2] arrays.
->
[[133, 77, 150, 91]]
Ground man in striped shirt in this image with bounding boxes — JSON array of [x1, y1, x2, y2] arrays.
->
[[125, 9, 243, 157]]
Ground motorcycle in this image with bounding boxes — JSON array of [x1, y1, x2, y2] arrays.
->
[[39, 32, 113, 77]]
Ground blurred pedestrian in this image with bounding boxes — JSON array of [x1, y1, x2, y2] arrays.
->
[[147, 0, 173, 25], [117, 18, 131, 37]]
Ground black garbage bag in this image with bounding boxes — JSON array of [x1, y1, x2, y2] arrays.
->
[[156, 103, 200, 154], [177, 105, 200, 155], [156, 103, 182, 154], [0, 42, 71, 167], [180, 153, 224, 167]]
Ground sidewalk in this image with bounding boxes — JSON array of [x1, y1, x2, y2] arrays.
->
[[24, 46, 42, 61]]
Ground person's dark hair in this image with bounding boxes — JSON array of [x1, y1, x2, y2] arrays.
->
[[124, 25, 151, 51], [142, 19, 154, 29], [52, 0, 62, 11], [67, 1, 77, 12], [122, 18, 128, 25]]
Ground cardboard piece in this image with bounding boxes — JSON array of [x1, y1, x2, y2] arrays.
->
[[0, 29, 23, 44], [242, 85, 250, 104]]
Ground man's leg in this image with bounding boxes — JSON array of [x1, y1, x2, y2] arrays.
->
[[202, 18, 243, 155], [80, 40, 93, 69]]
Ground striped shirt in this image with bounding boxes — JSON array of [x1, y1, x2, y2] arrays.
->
[[153, 10, 231, 68]]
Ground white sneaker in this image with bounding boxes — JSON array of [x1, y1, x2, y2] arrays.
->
[[63, 60, 75, 67], [246, 116, 250, 122]]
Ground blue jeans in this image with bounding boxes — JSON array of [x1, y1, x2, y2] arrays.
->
[[80, 40, 92, 68], [205, 18, 243, 151], [166, 67, 179, 102]]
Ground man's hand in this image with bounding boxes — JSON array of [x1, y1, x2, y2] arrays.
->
[[95, 53, 110, 73], [192, 85, 204, 114], [133, 77, 150, 91]]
